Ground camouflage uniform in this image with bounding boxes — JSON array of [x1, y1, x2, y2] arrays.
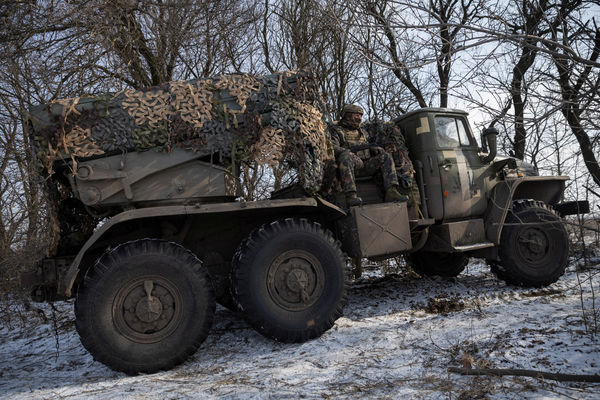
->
[[328, 105, 399, 196], [364, 121, 417, 198]]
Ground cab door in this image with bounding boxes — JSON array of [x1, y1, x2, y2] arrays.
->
[[433, 115, 487, 220]]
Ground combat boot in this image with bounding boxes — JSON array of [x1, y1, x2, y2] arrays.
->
[[345, 191, 362, 207], [385, 186, 408, 203]]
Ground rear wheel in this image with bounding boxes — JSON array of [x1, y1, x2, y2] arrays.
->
[[495, 200, 568, 287], [406, 251, 468, 277], [75, 239, 215, 374], [231, 218, 347, 343]]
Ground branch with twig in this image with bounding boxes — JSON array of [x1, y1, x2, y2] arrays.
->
[[449, 367, 600, 382]]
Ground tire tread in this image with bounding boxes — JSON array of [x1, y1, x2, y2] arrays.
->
[[75, 239, 215, 374], [494, 200, 568, 287], [231, 218, 348, 343]]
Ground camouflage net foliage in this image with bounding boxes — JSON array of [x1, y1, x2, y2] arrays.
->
[[27, 71, 330, 193]]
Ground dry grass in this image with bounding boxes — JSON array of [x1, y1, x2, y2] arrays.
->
[[422, 295, 466, 314], [0, 246, 49, 329]]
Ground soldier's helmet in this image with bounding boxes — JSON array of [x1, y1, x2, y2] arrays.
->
[[341, 104, 364, 118]]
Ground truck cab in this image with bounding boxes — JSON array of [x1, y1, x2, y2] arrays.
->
[[397, 108, 489, 221]]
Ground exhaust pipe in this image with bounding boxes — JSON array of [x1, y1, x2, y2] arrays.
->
[[480, 127, 498, 164]]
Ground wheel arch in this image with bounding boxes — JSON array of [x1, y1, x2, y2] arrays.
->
[[63, 198, 346, 297], [484, 176, 568, 245]]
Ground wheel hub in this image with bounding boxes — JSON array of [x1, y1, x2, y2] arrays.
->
[[134, 287, 163, 323], [113, 276, 183, 343], [517, 227, 549, 263], [286, 268, 309, 293], [267, 250, 325, 311]]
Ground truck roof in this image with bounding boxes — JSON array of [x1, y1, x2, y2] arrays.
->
[[394, 107, 468, 123]]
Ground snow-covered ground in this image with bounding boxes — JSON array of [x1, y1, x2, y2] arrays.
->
[[1, 259, 599, 399]]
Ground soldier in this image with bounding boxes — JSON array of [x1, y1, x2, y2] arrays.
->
[[328, 104, 407, 207], [363, 120, 417, 201]]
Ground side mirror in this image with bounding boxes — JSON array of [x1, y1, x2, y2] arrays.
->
[[480, 127, 498, 164]]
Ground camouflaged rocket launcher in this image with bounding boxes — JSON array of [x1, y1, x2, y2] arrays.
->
[[26, 71, 329, 214], [23, 71, 354, 376]]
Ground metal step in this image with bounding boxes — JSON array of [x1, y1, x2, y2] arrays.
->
[[409, 218, 435, 230]]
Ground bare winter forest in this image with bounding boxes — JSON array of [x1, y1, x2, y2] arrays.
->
[[1, 0, 599, 398]]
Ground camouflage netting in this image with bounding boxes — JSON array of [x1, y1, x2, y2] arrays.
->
[[26, 71, 331, 193]]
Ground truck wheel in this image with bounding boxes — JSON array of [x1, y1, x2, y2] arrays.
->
[[495, 200, 569, 287], [406, 251, 468, 277], [231, 218, 347, 343], [75, 239, 215, 374]]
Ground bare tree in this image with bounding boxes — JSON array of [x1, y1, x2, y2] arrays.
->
[[256, 0, 359, 119], [546, 13, 600, 186], [429, 0, 484, 107], [335, 0, 486, 110], [318, 0, 361, 119], [359, 1, 428, 108], [0, 0, 262, 279], [75, 0, 259, 85], [485, 0, 582, 160]]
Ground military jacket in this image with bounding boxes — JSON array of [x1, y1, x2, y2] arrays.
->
[[328, 122, 369, 157]]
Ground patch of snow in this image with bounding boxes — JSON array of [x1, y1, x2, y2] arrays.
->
[[1, 260, 599, 399]]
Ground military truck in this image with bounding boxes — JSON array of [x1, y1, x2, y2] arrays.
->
[[22, 75, 586, 374]]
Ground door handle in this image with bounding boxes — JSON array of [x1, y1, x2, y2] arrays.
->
[[439, 159, 453, 170]]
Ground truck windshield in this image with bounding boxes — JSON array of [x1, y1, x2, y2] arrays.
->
[[435, 116, 471, 147]]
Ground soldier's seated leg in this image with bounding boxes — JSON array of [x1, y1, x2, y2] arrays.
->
[[384, 186, 407, 202], [360, 152, 407, 203], [397, 171, 419, 204], [337, 150, 362, 207]]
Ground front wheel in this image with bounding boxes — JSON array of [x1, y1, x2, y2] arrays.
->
[[231, 218, 347, 343], [75, 239, 215, 374], [495, 200, 569, 287]]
